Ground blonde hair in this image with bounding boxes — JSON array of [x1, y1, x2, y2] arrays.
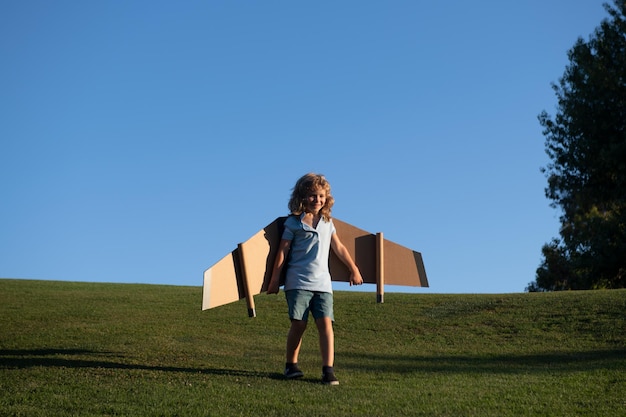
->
[[288, 173, 334, 220]]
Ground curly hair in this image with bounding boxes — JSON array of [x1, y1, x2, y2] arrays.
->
[[288, 173, 334, 220]]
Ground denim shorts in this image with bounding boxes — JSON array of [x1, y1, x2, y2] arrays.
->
[[285, 290, 334, 322]]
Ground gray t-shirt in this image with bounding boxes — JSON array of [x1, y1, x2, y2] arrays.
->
[[282, 213, 335, 293]]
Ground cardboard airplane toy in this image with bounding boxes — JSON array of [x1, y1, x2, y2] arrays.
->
[[202, 217, 428, 317]]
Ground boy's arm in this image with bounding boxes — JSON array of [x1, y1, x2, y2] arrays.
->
[[331, 233, 364, 286], [267, 239, 291, 294]]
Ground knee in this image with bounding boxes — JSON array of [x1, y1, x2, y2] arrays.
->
[[315, 317, 333, 331], [290, 319, 308, 332]]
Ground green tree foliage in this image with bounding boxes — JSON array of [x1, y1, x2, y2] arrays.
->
[[529, 0, 626, 291]]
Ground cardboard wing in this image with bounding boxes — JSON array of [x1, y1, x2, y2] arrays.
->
[[202, 217, 428, 316]]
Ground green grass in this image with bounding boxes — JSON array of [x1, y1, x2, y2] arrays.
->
[[1, 279, 624, 417]]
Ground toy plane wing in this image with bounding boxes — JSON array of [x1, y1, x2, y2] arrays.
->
[[202, 217, 428, 316]]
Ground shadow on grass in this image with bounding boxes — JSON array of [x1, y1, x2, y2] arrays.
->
[[0, 348, 286, 380], [3, 348, 624, 378], [339, 348, 626, 374]]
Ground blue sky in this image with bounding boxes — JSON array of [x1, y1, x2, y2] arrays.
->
[[1, 1, 610, 294]]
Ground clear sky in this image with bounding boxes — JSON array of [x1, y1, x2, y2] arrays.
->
[[1, 1, 611, 294]]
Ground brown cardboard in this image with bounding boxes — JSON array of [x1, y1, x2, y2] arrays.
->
[[202, 217, 428, 315]]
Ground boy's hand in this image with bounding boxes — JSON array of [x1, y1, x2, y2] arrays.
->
[[349, 269, 364, 286], [267, 276, 280, 294]]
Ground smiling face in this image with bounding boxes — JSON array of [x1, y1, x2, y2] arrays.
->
[[304, 187, 327, 216], [288, 173, 334, 220]]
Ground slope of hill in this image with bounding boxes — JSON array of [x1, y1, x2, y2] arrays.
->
[[1, 279, 624, 416]]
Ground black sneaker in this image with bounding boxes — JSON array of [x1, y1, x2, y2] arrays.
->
[[322, 370, 339, 385], [284, 364, 304, 379]]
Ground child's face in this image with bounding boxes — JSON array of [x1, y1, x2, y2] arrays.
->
[[305, 187, 326, 215]]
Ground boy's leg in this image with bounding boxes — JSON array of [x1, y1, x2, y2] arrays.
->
[[310, 293, 339, 385], [286, 319, 307, 364], [285, 290, 312, 364], [316, 317, 339, 385], [315, 317, 334, 367], [310, 292, 335, 367]]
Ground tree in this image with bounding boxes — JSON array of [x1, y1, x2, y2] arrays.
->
[[528, 0, 626, 291]]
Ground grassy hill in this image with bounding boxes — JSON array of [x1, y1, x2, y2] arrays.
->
[[0, 279, 624, 416]]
